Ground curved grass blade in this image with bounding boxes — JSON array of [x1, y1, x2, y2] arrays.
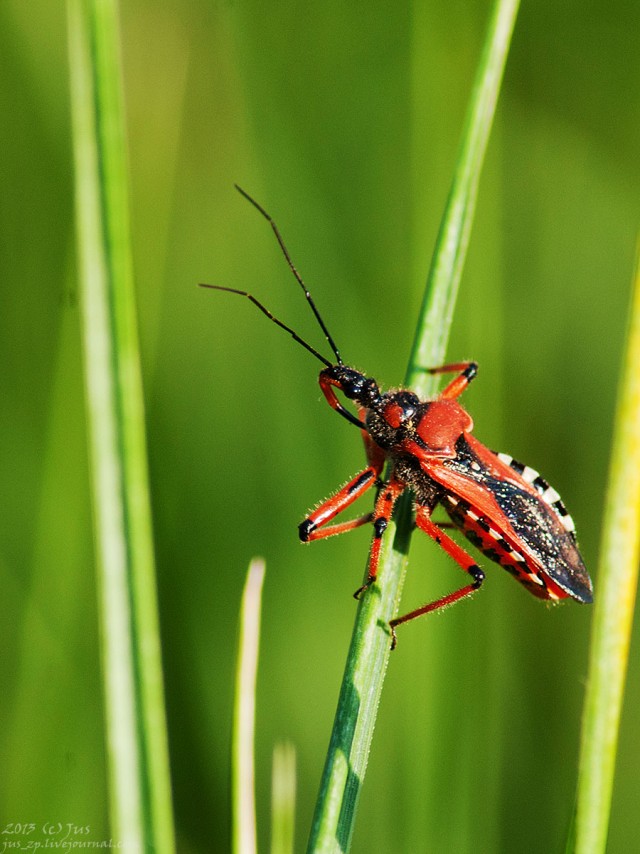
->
[[67, 1, 175, 850], [232, 557, 267, 854], [306, 1, 520, 851], [572, 242, 640, 854]]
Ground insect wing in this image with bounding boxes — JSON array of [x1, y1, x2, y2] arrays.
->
[[418, 434, 593, 603]]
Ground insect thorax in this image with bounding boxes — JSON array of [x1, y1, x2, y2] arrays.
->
[[365, 407, 401, 450], [365, 397, 444, 506], [364, 393, 425, 450], [392, 455, 443, 508]]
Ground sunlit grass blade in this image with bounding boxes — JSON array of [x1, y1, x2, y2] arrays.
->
[[232, 557, 266, 854], [306, 1, 520, 852], [271, 741, 296, 854], [67, 1, 175, 850], [571, 242, 640, 854]]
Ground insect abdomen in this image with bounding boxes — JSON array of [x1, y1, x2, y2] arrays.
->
[[438, 435, 593, 603], [441, 495, 567, 599]]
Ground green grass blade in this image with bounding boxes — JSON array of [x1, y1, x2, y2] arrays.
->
[[305, 504, 412, 854], [271, 741, 297, 854], [406, 0, 519, 396], [306, 2, 519, 852], [572, 243, 640, 854], [67, 1, 175, 850], [232, 557, 267, 854]]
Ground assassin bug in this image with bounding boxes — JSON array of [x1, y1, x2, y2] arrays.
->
[[201, 186, 593, 648]]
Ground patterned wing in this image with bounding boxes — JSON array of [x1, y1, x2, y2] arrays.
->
[[427, 435, 593, 603]]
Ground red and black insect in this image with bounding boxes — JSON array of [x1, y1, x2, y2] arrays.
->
[[202, 187, 593, 648]]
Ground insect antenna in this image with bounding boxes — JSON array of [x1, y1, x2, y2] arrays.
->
[[234, 184, 345, 365], [198, 284, 333, 368]]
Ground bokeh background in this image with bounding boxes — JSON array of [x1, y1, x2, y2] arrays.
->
[[2, 1, 639, 851]]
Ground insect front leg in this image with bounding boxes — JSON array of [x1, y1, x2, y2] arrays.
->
[[299, 468, 381, 543], [299, 418, 386, 543], [389, 504, 484, 649], [318, 371, 366, 428]]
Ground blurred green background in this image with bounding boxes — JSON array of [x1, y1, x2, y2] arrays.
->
[[2, 1, 638, 851]]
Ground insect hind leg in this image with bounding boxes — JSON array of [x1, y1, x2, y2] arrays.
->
[[389, 505, 484, 649]]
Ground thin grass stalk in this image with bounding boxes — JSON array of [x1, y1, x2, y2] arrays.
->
[[271, 741, 297, 854], [306, 2, 519, 851], [572, 243, 640, 854], [232, 558, 267, 854], [67, 1, 175, 850]]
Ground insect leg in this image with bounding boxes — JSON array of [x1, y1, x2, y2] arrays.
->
[[427, 361, 478, 401], [389, 504, 484, 649], [300, 419, 386, 541], [318, 373, 366, 428], [353, 476, 406, 599], [299, 465, 381, 542]]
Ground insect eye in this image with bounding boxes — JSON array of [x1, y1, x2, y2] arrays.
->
[[335, 369, 381, 405], [341, 373, 365, 399]]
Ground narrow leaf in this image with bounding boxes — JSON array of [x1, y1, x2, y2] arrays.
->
[[67, 1, 175, 850], [573, 242, 640, 853]]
